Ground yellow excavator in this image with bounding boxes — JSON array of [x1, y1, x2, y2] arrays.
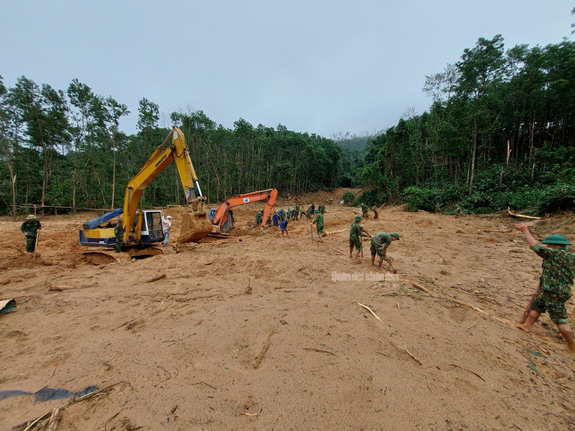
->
[[79, 127, 213, 262]]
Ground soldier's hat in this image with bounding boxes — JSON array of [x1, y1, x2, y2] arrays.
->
[[391, 233, 400, 240], [542, 234, 571, 245], [354, 216, 362, 222], [27, 214, 37, 220]]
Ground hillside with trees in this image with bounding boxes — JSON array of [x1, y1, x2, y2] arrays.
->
[[0, 79, 342, 215], [360, 35, 575, 215]]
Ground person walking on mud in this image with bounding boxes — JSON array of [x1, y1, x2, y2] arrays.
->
[[20, 214, 42, 254], [515, 223, 575, 352], [370, 232, 399, 271], [361, 203, 368, 219], [114, 217, 124, 253], [311, 209, 324, 242], [349, 216, 370, 258], [280, 218, 289, 237]]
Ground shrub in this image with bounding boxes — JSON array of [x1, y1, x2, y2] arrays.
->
[[537, 184, 575, 214], [403, 186, 437, 212], [355, 190, 381, 208], [342, 191, 355, 205]]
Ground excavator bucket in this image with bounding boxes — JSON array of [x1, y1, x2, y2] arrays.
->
[[178, 211, 213, 244]]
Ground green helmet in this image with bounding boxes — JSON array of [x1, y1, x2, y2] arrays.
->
[[27, 214, 37, 220], [354, 216, 362, 222], [391, 232, 400, 240], [315, 209, 320, 213], [542, 234, 571, 245]]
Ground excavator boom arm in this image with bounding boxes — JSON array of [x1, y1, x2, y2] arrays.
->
[[123, 127, 205, 240], [212, 188, 278, 229]]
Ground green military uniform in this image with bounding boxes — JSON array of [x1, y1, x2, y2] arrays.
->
[[349, 218, 367, 250], [20, 216, 42, 253], [294, 204, 299, 221], [319, 204, 325, 214], [255, 210, 263, 225], [114, 221, 124, 253], [529, 243, 575, 324], [313, 211, 324, 235], [370, 232, 392, 258], [361, 203, 368, 218]]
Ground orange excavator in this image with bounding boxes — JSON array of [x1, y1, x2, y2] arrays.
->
[[210, 188, 278, 233]]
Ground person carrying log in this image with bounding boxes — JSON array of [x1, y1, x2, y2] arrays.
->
[[349, 215, 370, 259], [370, 231, 400, 271], [515, 223, 575, 352]]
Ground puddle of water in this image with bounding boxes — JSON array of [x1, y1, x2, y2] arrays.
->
[[35, 386, 98, 402], [0, 386, 98, 403], [0, 390, 31, 402]]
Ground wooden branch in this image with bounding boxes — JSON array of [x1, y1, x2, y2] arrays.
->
[[252, 331, 274, 369], [448, 363, 486, 382], [355, 301, 384, 323], [450, 298, 488, 315], [146, 274, 166, 283], [326, 245, 349, 257], [507, 207, 541, 220], [387, 339, 422, 365], [192, 381, 218, 390], [49, 285, 94, 292], [401, 344, 422, 365], [46, 407, 62, 431], [324, 228, 347, 236], [303, 347, 336, 356], [409, 280, 433, 295]]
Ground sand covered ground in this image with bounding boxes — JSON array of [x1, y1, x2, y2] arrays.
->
[[1, 189, 575, 430]]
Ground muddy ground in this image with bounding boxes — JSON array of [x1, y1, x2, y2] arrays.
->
[[1, 189, 575, 430]]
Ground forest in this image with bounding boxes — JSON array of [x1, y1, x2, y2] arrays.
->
[[1, 35, 574, 216], [360, 35, 575, 215], [0, 79, 342, 215]]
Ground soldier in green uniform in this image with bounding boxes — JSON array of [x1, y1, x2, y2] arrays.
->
[[349, 215, 370, 258], [311, 209, 324, 242], [361, 203, 368, 219], [515, 223, 575, 352], [293, 204, 299, 221], [255, 210, 263, 225], [319, 203, 325, 215], [370, 231, 400, 269], [20, 214, 42, 254], [114, 217, 124, 253]]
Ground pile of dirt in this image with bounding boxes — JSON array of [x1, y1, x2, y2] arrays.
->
[[176, 211, 213, 243]]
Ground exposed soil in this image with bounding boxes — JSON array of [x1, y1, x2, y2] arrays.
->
[[1, 189, 575, 430]]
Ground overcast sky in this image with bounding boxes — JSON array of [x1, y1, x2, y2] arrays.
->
[[1, 1, 573, 138]]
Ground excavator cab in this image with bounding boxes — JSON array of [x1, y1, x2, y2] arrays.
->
[[139, 210, 164, 244]]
